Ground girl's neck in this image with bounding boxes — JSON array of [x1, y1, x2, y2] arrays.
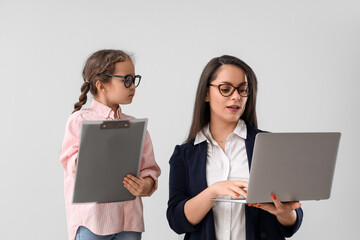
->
[[209, 118, 238, 143], [94, 96, 119, 118]]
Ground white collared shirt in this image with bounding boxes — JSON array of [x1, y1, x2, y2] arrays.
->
[[194, 119, 249, 240]]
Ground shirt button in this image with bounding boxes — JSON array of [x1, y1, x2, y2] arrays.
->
[[260, 232, 267, 238]]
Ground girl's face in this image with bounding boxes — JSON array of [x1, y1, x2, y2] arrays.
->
[[205, 64, 248, 125], [102, 60, 136, 107]]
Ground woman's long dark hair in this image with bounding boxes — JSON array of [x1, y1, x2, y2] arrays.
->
[[186, 55, 258, 142]]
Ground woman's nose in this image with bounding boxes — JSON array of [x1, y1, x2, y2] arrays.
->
[[231, 88, 241, 100]]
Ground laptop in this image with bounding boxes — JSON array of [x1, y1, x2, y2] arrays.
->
[[211, 132, 341, 203]]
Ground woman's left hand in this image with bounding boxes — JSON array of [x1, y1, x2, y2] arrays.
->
[[248, 194, 301, 226], [123, 174, 154, 197]]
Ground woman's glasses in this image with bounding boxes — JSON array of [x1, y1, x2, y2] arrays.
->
[[99, 73, 141, 88], [209, 82, 252, 97]]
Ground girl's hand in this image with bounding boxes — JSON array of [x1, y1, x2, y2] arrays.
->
[[248, 194, 301, 226], [123, 174, 154, 197], [209, 180, 248, 198]]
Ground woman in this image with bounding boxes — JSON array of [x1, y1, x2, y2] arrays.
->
[[166, 55, 303, 240]]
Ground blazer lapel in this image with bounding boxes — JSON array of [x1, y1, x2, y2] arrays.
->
[[187, 141, 209, 195], [245, 124, 260, 240]]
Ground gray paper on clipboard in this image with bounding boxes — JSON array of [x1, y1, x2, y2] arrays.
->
[[72, 119, 147, 204]]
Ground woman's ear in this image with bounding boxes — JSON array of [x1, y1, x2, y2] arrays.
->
[[205, 89, 210, 102], [95, 80, 106, 93]]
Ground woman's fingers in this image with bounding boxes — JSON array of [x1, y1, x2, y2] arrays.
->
[[282, 201, 301, 211], [211, 180, 249, 198], [271, 194, 282, 208], [248, 194, 302, 220], [230, 186, 247, 198], [237, 181, 249, 188]]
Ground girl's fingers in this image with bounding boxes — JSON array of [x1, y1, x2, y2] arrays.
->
[[123, 178, 136, 188], [123, 175, 149, 196], [124, 175, 144, 189], [124, 180, 141, 196], [125, 174, 141, 185], [123, 181, 135, 193]]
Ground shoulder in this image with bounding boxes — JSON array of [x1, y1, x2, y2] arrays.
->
[[65, 108, 104, 133], [66, 108, 94, 124], [170, 139, 206, 162], [175, 139, 202, 153], [120, 112, 136, 120], [246, 123, 267, 140]]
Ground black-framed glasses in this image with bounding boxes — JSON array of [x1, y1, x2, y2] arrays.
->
[[209, 82, 252, 97], [99, 73, 141, 88]]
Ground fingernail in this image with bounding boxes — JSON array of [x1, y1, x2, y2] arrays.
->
[[257, 204, 262, 208], [272, 194, 276, 200], [235, 194, 240, 198], [248, 204, 253, 207]]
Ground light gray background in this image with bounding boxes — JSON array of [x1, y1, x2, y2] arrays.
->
[[1, 0, 359, 239]]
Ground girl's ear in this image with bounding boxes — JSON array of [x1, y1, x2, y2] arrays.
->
[[95, 80, 106, 93]]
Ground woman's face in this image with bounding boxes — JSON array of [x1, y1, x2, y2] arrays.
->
[[205, 64, 248, 125]]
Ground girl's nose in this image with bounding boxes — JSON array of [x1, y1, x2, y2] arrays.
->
[[129, 82, 136, 90]]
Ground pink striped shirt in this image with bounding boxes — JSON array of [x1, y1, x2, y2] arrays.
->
[[60, 100, 161, 240]]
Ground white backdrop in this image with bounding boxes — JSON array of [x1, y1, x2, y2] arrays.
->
[[1, 0, 359, 239]]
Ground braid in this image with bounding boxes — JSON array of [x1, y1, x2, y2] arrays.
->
[[71, 49, 131, 114], [72, 81, 90, 114]]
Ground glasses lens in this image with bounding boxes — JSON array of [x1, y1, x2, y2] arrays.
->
[[219, 84, 234, 96], [124, 75, 134, 88], [134, 75, 141, 87], [238, 84, 251, 97]]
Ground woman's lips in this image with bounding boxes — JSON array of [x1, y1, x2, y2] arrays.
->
[[227, 105, 241, 112]]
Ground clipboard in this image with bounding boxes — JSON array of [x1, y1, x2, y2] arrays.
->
[[72, 119, 147, 204]]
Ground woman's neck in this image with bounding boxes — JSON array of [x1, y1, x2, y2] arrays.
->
[[209, 119, 238, 143]]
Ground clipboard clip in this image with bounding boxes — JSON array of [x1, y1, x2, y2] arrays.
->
[[100, 120, 131, 129]]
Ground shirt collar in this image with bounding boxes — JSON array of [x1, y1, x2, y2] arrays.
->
[[194, 119, 247, 145], [233, 119, 247, 139], [91, 99, 122, 119], [194, 124, 211, 145]]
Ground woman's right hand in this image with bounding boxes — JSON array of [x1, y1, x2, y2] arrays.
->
[[209, 180, 248, 199], [184, 180, 248, 225]]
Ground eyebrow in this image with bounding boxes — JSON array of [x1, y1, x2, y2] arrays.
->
[[219, 81, 248, 85]]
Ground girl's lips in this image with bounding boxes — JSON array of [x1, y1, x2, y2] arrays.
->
[[227, 105, 241, 112]]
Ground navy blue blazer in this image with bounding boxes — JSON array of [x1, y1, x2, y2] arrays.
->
[[166, 124, 303, 240]]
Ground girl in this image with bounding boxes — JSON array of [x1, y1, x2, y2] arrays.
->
[[60, 49, 161, 240], [166, 55, 303, 240]]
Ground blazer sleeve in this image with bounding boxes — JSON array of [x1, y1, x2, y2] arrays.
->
[[277, 207, 303, 237], [166, 145, 198, 234]]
